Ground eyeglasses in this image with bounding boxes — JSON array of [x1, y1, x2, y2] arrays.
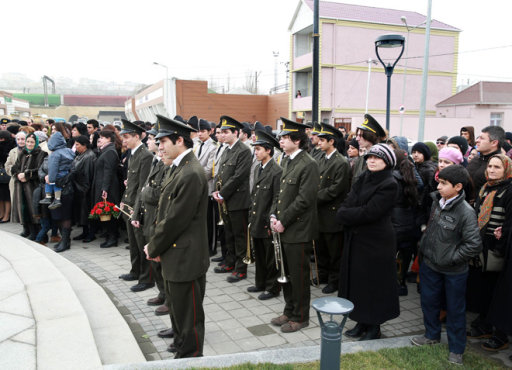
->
[[436, 141, 445, 145]]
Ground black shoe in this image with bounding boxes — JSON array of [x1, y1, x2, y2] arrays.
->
[[322, 283, 338, 294], [481, 336, 509, 352], [48, 199, 62, 210], [214, 265, 233, 273], [398, 284, 408, 296], [258, 291, 279, 300], [211, 256, 224, 262], [82, 236, 96, 243], [247, 286, 264, 293], [167, 343, 177, 353], [467, 326, 492, 339], [157, 328, 174, 339], [345, 323, 367, 338], [119, 273, 138, 281], [73, 233, 87, 241], [55, 228, 71, 253], [359, 325, 381, 341], [39, 198, 52, 205], [130, 283, 155, 292], [227, 272, 247, 283], [100, 239, 118, 248], [311, 277, 328, 286]]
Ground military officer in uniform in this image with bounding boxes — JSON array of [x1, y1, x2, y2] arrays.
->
[[316, 123, 350, 294], [270, 117, 320, 333], [119, 120, 154, 292], [212, 116, 252, 282], [131, 127, 170, 316], [145, 114, 209, 358], [247, 129, 282, 300], [309, 122, 325, 162]]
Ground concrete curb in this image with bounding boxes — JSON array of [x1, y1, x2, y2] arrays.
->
[[30, 236, 145, 365], [104, 335, 418, 369], [1, 231, 102, 369]]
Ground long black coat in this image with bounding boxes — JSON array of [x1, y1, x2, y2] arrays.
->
[[71, 149, 96, 225], [92, 143, 121, 205], [336, 168, 400, 325]]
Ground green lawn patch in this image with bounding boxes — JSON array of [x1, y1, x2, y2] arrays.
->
[[200, 344, 505, 369]]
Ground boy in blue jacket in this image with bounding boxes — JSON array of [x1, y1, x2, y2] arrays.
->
[[411, 165, 482, 365], [39, 131, 75, 209]]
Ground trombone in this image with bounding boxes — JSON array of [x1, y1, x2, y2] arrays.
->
[[215, 181, 228, 225], [116, 203, 134, 219], [272, 230, 289, 284], [242, 223, 254, 264]]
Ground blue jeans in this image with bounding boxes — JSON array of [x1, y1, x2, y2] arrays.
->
[[45, 183, 62, 194], [35, 218, 51, 242], [419, 261, 468, 354]]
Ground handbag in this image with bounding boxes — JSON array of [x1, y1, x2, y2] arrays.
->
[[0, 166, 10, 184]]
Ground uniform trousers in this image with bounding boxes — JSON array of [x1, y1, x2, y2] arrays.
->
[[223, 209, 248, 274], [253, 237, 280, 294], [316, 231, 343, 286], [282, 241, 312, 323], [165, 275, 206, 358], [125, 216, 152, 284]]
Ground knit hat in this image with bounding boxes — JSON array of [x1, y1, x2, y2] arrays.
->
[[425, 141, 439, 163], [392, 136, 409, 153], [349, 138, 359, 151], [365, 144, 396, 168], [439, 147, 463, 165], [447, 136, 468, 156], [411, 142, 431, 161], [34, 131, 48, 143], [436, 135, 448, 144]]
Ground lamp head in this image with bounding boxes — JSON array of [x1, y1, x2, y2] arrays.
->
[[375, 34, 405, 49], [400, 16, 407, 24]]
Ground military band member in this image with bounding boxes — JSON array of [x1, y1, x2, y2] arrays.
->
[[119, 120, 154, 292], [145, 115, 209, 358], [270, 117, 320, 333], [212, 116, 252, 282], [309, 122, 325, 162], [195, 118, 218, 255], [316, 123, 350, 294], [131, 127, 170, 316], [247, 130, 282, 300]]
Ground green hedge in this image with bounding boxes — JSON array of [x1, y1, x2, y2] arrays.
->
[[12, 94, 61, 106]]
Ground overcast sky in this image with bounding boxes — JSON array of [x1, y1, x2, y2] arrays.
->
[[2, 0, 511, 92]]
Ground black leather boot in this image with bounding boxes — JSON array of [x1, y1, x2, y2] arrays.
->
[[28, 223, 39, 241], [345, 322, 367, 338], [20, 224, 30, 238], [359, 324, 381, 341], [55, 228, 71, 253]]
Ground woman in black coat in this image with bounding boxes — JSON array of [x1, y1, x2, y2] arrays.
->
[[336, 144, 400, 340], [70, 135, 96, 240], [11, 133, 48, 239], [91, 130, 121, 246], [0, 130, 16, 222]]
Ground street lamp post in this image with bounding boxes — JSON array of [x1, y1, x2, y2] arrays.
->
[[153, 62, 170, 118], [374, 35, 405, 133], [399, 16, 426, 136], [153, 61, 169, 81], [365, 58, 377, 114]]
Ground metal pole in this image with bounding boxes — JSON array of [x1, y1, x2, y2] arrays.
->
[[399, 28, 410, 136], [365, 59, 372, 113], [312, 0, 319, 124], [386, 73, 392, 132], [418, 0, 432, 142]]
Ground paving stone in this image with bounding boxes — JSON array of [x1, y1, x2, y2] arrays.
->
[[0, 291, 32, 318], [0, 340, 36, 370], [0, 312, 34, 342]]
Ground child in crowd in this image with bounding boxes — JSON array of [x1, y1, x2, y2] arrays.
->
[[411, 165, 482, 365]]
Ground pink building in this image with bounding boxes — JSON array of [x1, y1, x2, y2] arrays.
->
[[288, 0, 460, 139]]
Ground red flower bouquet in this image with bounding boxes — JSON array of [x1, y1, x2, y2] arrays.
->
[[89, 200, 121, 221]]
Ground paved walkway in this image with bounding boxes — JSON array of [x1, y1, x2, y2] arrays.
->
[[1, 221, 511, 368]]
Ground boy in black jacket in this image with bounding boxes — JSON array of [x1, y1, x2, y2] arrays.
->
[[411, 165, 482, 365]]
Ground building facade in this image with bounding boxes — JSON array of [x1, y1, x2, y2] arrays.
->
[[288, 0, 460, 137]]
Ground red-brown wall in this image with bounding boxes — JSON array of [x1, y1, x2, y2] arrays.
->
[[175, 80, 288, 129]]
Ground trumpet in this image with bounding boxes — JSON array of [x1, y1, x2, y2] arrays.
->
[[243, 223, 254, 264], [215, 181, 228, 225], [272, 230, 289, 284]]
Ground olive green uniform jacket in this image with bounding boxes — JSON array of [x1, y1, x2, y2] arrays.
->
[[122, 145, 153, 207], [249, 159, 282, 239], [132, 159, 167, 239], [216, 140, 252, 211], [147, 151, 210, 282], [272, 150, 320, 243], [317, 151, 350, 233]]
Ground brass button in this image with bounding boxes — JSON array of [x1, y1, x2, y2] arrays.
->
[[277, 211, 280, 214], [278, 200, 281, 204], [280, 190, 283, 193], [173, 243, 177, 247], [253, 211, 256, 215], [257, 185, 260, 188], [282, 180, 285, 183], [253, 202, 256, 205], [320, 176, 323, 179]]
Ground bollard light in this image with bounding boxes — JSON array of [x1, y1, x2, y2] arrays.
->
[[312, 297, 354, 370], [375, 34, 405, 133]]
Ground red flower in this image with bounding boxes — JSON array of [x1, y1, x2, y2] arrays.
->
[[98, 203, 104, 208], [104, 206, 111, 212], [113, 206, 119, 212], [95, 209, 102, 215], [90, 210, 94, 215]]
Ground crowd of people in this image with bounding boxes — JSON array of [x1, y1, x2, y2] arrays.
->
[[0, 114, 511, 364]]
